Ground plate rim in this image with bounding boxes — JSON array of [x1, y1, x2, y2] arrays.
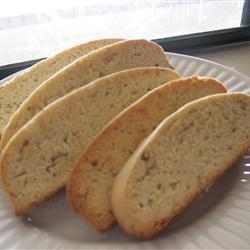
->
[[167, 52, 250, 82], [0, 52, 249, 250]]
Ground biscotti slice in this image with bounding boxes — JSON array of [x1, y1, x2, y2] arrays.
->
[[0, 67, 179, 215], [67, 76, 227, 231], [0, 38, 122, 137], [0, 39, 172, 149], [111, 92, 250, 239]]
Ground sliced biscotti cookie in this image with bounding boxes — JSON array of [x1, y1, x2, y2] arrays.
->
[[0, 67, 179, 215], [0, 38, 122, 137], [111, 92, 250, 239], [0, 39, 172, 149], [67, 76, 227, 231]]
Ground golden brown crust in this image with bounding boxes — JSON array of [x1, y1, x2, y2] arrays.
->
[[0, 67, 179, 215], [0, 39, 172, 149], [111, 93, 250, 239], [0, 125, 67, 215], [0, 38, 122, 139], [67, 76, 227, 231], [126, 146, 249, 239]]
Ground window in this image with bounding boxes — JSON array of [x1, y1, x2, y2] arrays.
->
[[0, 0, 249, 67]]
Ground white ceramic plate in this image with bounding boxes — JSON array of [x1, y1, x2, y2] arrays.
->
[[0, 53, 250, 250]]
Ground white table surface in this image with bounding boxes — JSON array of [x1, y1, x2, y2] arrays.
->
[[194, 42, 250, 77]]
